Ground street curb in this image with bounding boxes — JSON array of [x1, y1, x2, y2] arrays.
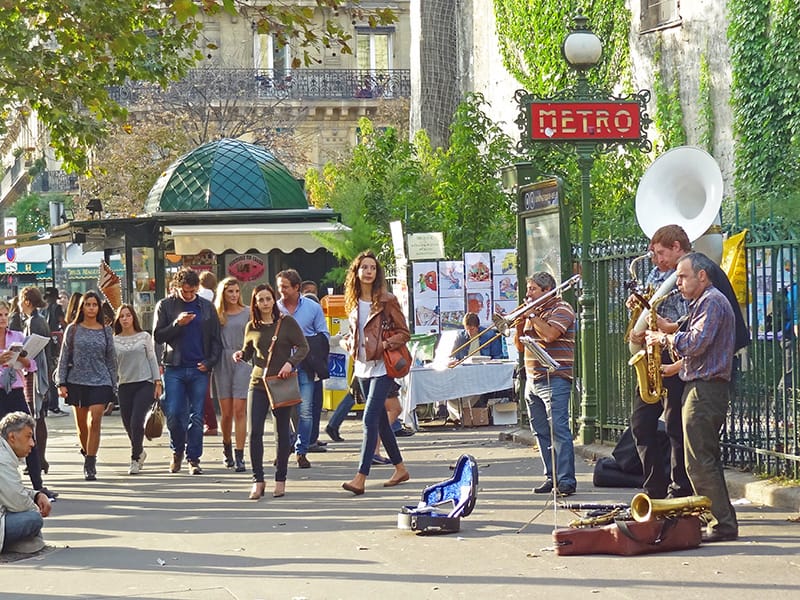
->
[[499, 428, 800, 512]]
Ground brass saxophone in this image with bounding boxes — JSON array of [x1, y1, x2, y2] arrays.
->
[[628, 291, 677, 404], [623, 252, 654, 343]]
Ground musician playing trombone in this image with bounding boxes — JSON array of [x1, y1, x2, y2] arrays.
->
[[516, 272, 577, 497]]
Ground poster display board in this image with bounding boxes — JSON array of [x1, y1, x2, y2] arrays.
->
[[409, 250, 518, 335]]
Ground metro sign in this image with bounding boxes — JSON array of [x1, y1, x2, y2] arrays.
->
[[527, 100, 642, 142]]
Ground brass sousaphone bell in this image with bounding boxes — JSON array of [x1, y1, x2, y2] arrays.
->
[[628, 146, 725, 355]]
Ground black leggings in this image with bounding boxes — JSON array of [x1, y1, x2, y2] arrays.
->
[[0, 388, 43, 489], [249, 386, 292, 483], [119, 381, 155, 461]]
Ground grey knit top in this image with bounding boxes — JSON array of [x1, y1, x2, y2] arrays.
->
[[57, 324, 119, 391]]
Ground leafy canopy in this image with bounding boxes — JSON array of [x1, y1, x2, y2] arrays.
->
[[306, 93, 517, 279], [0, 1, 396, 173]]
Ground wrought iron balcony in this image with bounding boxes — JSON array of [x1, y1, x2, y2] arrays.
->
[[109, 68, 411, 106], [30, 170, 80, 194]]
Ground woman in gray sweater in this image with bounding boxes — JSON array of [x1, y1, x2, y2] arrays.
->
[[56, 291, 118, 481], [113, 305, 162, 475]]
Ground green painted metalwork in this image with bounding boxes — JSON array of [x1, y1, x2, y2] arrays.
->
[[144, 138, 307, 213], [582, 226, 799, 478]]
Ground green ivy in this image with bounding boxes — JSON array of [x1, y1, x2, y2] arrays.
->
[[697, 53, 714, 153], [652, 44, 686, 151], [729, 0, 800, 221], [493, 0, 646, 240]]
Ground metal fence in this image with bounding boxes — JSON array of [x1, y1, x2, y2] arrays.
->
[[580, 226, 800, 478]]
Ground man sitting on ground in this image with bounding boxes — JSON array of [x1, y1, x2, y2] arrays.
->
[[1, 411, 52, 554]]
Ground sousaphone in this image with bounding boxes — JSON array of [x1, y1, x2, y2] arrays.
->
[[629, 146, 724, 353]]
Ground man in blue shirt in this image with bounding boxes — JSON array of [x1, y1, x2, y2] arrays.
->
[[276, 269, 330, 468]]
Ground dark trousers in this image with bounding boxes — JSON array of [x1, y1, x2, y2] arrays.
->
[[249, 386, 293, 483], [203, 382, 218, 431], [119, 381, 154, 461], [0, 388, 43, 490], [310, 379, 323, 444], [630, 370, 692, 499]]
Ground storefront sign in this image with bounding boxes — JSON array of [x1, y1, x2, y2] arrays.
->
[[227, 254, 266, 282]]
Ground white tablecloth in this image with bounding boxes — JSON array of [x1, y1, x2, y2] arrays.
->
[[401, 361, 516, 424]]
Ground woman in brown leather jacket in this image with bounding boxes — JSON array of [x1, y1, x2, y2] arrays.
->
[[341, 251, 411, 495]]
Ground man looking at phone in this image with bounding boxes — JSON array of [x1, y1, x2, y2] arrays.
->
[[154, 268, 222, 475]]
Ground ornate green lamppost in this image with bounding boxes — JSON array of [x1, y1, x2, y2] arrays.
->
[[563, 15, 602, 444], [513, 13, 651, 444]]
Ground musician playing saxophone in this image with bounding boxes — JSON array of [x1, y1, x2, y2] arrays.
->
[[518, 273, 577, 497], [627, 232, 692, 502], [645, 251, 739, 543]]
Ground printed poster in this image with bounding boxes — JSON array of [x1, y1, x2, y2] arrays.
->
[[439, 296, 466, 330], [464, 252, 492, 290], [437, 260, 465, 298], [412, 261, 439, 334]]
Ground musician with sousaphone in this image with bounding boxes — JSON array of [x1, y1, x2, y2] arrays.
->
[[627, 147, 749, 542]]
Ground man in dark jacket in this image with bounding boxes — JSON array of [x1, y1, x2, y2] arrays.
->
[[153, 268, 222, 475]]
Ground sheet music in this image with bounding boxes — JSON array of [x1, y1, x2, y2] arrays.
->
[[518, 335, 560, 372]]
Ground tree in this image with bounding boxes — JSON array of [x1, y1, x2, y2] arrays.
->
[[5, 192, 73, 235], [0, 1, 396, 173], [306, 93, 517, 280]]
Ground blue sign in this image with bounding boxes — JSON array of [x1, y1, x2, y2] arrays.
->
[[5, 248, 15, 262]]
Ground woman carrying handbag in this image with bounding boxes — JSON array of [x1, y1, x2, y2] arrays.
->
[[233, 284, 308, 500], [341, 251, 411, 496], [113, 304, 162, 475]]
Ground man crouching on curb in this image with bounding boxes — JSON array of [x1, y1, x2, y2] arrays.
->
[[1, 411, 52, 554]]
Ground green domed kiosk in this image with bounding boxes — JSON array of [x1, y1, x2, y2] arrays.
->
[[67, 138, 347, 318], [145, 138, 308, 213]]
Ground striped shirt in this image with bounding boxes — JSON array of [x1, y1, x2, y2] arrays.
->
[[523, 298, 576, 381], [674, 285, 735, 382]]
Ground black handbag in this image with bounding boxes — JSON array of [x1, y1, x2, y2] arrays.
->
[[262, 317, 302, 409]]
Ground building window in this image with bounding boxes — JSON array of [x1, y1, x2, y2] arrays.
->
[[640, 0, 681, 33], [356, 29, 393, 72], [254, 33, 292, 73]]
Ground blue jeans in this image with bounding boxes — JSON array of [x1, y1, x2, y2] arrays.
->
[[327, 392, 355, 431], [525, 376, 576, 488], [357, 375, 402, 475], [163, 367, 209, 461], [294, 369, 315, 455], [2, 510, 43, 550]]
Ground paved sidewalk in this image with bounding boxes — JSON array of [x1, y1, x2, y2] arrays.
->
[[2, 413, 799, 600], [501, 428, 800, 512]]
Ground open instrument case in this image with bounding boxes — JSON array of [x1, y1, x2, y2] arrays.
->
[[397, 454, 478, 535]]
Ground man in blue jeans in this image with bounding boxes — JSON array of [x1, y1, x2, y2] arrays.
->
[[1, 412, 51, 554], [276, 269, 329, 468], [154, 268, 222, 475], [517, 272, 577, 497]]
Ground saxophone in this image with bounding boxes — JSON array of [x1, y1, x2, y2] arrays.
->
[[628, 291, 677, 404], [623, 252, 654, 344]]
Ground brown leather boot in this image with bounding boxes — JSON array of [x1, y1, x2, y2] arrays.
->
[[170, 452, 184, 473]]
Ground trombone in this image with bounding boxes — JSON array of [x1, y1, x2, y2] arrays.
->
[[448, 274, 581, 368]]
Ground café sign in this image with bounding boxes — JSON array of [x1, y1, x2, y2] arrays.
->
[[527, 101, 641, 142]]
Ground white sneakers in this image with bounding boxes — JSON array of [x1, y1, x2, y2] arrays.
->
[[128, 450, 147, 475]]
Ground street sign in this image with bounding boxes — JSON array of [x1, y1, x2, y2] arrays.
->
[[526, 100, 642, 142]]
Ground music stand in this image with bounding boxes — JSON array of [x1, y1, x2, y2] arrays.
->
[[516, 336, 563, 536]]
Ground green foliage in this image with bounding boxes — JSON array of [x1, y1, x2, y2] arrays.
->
[[697, 53, 714, 153], [652, 45, 686, 151], [728, 0, 800, 222], [493, 1, 647, 240], [307, 94, 518, 277], [4, 193, 71, 235], [0, 1, 396, 173]]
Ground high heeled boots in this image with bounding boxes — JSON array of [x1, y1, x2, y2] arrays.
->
[[234, 448, 246, 473], [84, 455, 97, 481], [222, 442, 235, 468]]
